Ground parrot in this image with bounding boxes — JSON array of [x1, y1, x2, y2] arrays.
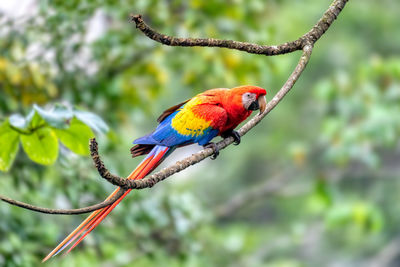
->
[[42, 85, 267, 262]]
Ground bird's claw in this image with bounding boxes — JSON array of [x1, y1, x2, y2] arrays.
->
[[222, 130, 241, 145], [204, 142, 219, 160], [230, 130, 241, 145]]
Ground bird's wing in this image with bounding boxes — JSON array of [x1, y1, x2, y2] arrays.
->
[[157, 99, 190, 123], [134, 97, 228, 147]]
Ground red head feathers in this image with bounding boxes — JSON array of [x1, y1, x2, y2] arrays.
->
[[205, 85, 267, 133]]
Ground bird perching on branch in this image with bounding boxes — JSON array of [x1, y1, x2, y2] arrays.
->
[[42, 85, 267, 262]]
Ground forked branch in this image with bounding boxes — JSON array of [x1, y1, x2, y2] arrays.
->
[[91, 44, 313, 190], [0, 0, 349, 214]]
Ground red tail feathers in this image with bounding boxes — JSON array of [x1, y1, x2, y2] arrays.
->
[[42, 146, 170, 262]]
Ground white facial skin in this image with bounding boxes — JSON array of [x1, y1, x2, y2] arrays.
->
[[242, 92, 258, 110]]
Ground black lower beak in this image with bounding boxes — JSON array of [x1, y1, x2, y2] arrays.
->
[[248, 101, 259, 110]]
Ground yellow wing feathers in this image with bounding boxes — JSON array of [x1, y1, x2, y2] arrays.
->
[[171, 98, 212, 137]]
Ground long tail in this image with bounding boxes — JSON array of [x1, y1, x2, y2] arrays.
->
[[42, 145, 172, 262]]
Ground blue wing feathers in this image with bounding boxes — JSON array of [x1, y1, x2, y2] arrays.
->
[[133, 134, 162, 145], [133, 107, 220, 147], [197, 129, 219, 146]]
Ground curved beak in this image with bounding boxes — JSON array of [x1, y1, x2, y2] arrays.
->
[[258, 95, 267, 115]]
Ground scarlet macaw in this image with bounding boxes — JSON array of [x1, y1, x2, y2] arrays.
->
[[43, 85, 267, 261]]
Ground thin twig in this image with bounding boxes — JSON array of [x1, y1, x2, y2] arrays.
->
[[366, 234, 400, 267], [130, 0, 348, 55], [214, 172, 292, 218], [0, 190, 125, 215], [0, 140, 126, 214]]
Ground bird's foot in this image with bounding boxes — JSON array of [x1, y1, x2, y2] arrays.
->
[[221, 130, 241, 145], [204, 142, 219, 160], [229, 130, 241, 145]]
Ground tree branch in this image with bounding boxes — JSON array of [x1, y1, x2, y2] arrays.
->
[[1, 0, 350, 214], [0, 190, 125, 215], [366, 234, 400, 267], [91, 44, 313, 190], [214, 172, 292, 219], [0, 143, 127, 214], [130, 0, 348, 56]]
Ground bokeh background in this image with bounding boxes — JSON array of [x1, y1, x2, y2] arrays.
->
[[1, 0, 400, 266]]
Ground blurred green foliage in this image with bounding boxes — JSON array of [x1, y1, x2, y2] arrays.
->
[[0, 0, 399, 266], [0, 104, 106, 170]]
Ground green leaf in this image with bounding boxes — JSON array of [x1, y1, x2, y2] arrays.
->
[[33, 104, 73, 129], [0, 121, 20, 172], [20, 127, 59, 165], [9, 114, 30, 130], [74, 109, 109, 134], [29, 110, 45, 129], [9, 110, 45, 131], [54, 118, 94, 155]]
